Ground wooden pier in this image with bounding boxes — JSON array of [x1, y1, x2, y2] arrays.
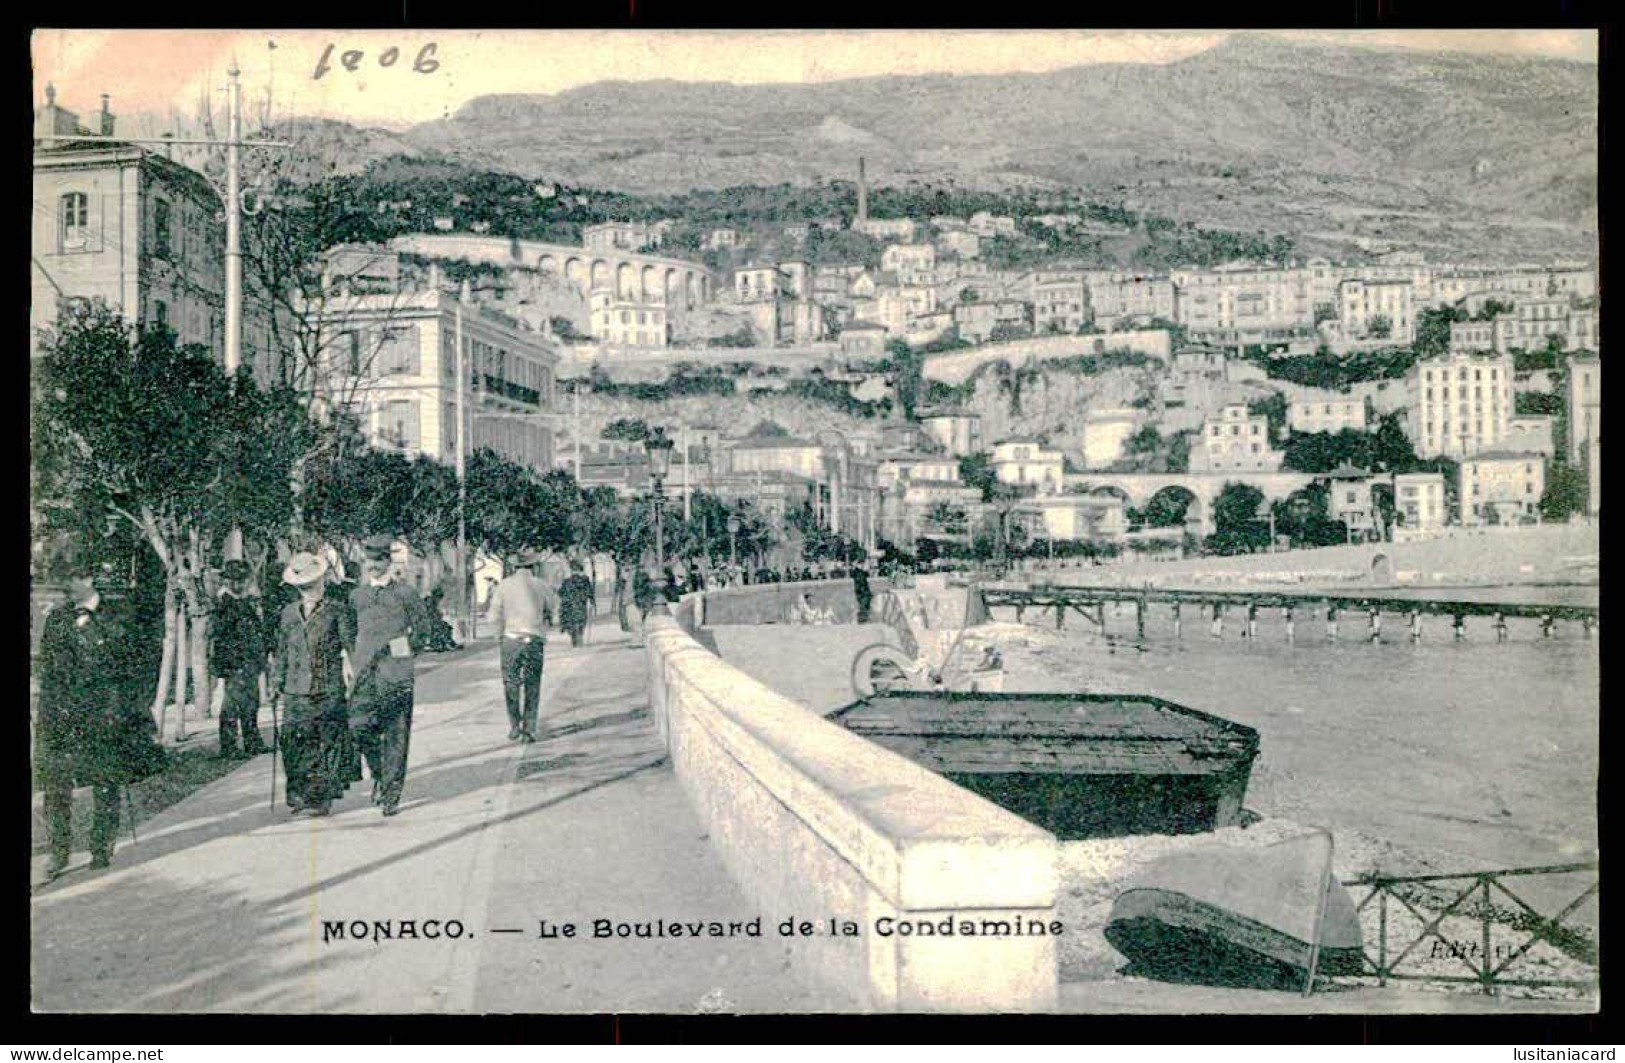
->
[[979, 584, 1597, 641]]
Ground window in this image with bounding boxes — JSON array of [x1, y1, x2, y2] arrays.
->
[[59, 192, 89, 249], [344, 331, 362, 375], [154, 199, 172, 259]]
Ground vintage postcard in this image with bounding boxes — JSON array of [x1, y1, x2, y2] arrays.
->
[[28, 28, 1599, 1017]]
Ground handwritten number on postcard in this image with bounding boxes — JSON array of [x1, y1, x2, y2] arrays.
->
[[314, 43, 439, 80]]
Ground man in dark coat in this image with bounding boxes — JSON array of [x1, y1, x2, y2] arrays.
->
[[852, 563, 874, 624], [35, 576, 165, 877], [211, 560, 268, 759], [269, 552, 361, 817], [349, 536, 427, 816], [557, 558, 596, 648]]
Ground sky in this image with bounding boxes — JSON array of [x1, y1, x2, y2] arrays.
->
[[32, 29, 1598, 130]]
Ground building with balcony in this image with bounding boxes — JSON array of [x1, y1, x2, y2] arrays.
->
[[991, 438, 1065, 495], [852, 217, 920, 242], [1458, 452, 1546, 525], [589, 290, 669, 347], [583, 221, 660, 253], [1170, 264, 1315, 342], [1028, 270, 1089, 334], [1405, 351, 1513, 459], [302, 285, 558, 476], [1191, 404, 1284, 472], [1085, 271, 1177, 331], [1337, 279, 1414, 346], [1393, 471, 1447, 533]]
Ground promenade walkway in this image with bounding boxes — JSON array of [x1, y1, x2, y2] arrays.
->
[[31, 627, 816, 1014]]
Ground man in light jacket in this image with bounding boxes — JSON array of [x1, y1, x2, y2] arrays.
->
[[485, 551, 559, 743]]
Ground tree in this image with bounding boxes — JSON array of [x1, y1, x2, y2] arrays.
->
[[1206, 482, 1269, 554], [1165, 432, 1192, 474], [1367, 314, 1392, 340], [745, 420, 791, 439], [958, 452, 1000, 502], [1414, 305, 1465, 358], [1248, 392, 1289, 439], [602, 417, 652, 443], [1124, 425, 1162, 456], [1142, 487, 1196, 527], [33, 304, 305, 733], [1540, 461, 1589, 523]]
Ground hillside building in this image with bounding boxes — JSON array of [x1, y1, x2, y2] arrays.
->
[[1191, 403, 1284, 472], [1458, 452, 1545, 525], [1405, 351, 1513, 459]]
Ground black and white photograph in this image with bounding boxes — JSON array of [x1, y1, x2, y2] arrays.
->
[[27, 28, 1600, 1018]]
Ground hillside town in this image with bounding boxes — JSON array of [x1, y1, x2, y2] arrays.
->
[[29, 29, 1600, 1025]]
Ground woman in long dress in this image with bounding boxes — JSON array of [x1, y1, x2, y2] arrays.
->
[[269, 552, 362, 817]]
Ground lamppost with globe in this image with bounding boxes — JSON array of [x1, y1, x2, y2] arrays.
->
[[644, 428, 675, 569], [726, 511, 743, 570]]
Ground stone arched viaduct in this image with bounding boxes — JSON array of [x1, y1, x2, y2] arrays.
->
[[389, 234, 714, 309], [1066, 472, 1318, 534]]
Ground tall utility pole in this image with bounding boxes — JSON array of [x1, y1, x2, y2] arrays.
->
[[455, 281, 469, 638], [224, 65, 243, 374], [572, 381, 582, 482], [34, 75, 291, 376], [681, 424, 691, 523]]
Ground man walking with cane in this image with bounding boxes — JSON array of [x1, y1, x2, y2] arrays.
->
[[486, 550, 557, 743], [212, 560, 268, 760], [350, 536, 428, 817]]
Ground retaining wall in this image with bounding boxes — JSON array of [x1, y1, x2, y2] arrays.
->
[[645, 595, 1060, 1011]]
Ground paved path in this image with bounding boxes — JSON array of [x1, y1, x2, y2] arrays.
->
[[31, 629, 814, 1014]]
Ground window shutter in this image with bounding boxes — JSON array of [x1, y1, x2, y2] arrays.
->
[[402, 399, 421, 450]]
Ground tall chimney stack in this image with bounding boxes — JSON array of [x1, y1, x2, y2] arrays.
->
[[857, 156, 868, 226], [99, 94, 114, 136]]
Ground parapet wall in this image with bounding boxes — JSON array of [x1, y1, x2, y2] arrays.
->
[[699, 578, 864, 626], [645, 603, 1060, 1011]]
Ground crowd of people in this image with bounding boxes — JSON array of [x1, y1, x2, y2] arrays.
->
[[34, 540, 887, 880]]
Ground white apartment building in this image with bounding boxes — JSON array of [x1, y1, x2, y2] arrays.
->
[[589, 290, 669, 347], [1085, 271, 1177, 330], [1449, 320, 1499, 354], [1393, 472, 1447, 532], [1191, 404, 1284, 472], [1288, 396, 1368, 435], [1029, 270, 1089, 334], [968, 212, 1018, 237], [1337, 279, 1415, 345], [991, 437, 1065, 495], [308, 288, 558, 475], [1458, 452, 1546, 525], [1406, 351, 1514, 459], [734, 265, 788, 302], [1170, 265, 1314, 340], [582, 221, 657, 253], [1567, 355, 1601, 465]]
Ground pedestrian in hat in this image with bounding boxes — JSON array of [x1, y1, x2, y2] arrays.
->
[[557, 558, 595, 649], [349, 536, 429, 817], [35, 572, 166, 878], [268, 552, 361, 817], [212, 559, 268, 760], [485, 550, 559, 743]]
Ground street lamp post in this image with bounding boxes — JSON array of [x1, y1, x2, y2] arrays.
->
[[645, 428, 675, 570], [727, 512, 742, 569]]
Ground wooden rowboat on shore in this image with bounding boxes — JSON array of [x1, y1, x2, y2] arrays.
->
[[1104, 830, 1366, 991]]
